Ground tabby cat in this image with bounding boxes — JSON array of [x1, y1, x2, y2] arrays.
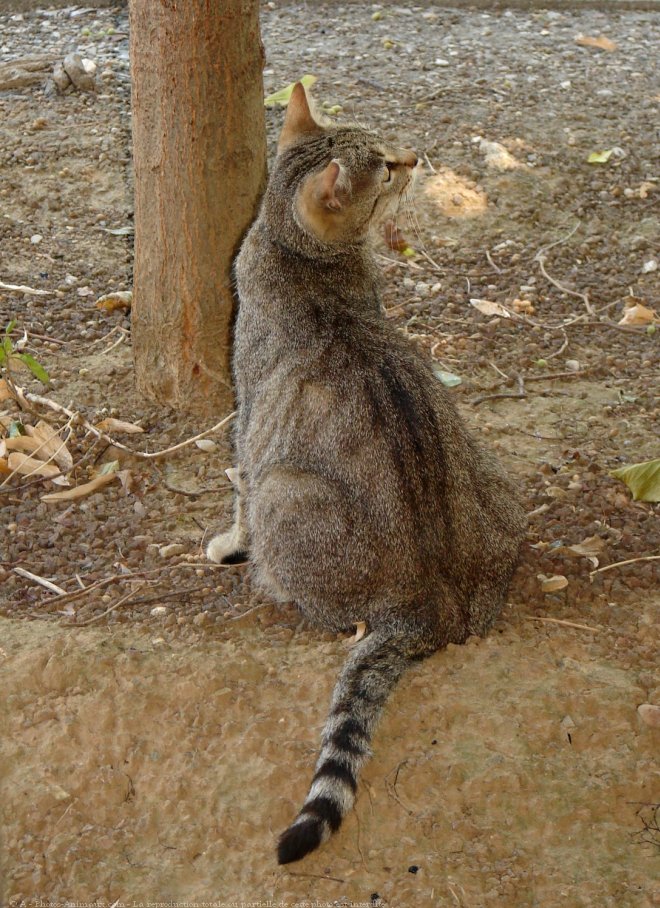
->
[[207, 84, 526, 864]]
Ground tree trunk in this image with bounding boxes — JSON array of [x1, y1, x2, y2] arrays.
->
[[129, 0, 267, 416]]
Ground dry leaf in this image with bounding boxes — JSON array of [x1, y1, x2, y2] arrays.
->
[[41, 471, 117, 502], [346, 621, 367, 645], [618, 303, 657, 326], [95, 291, 133, 312], [195, 439, 217, 453], [0, 457, 11, 474], [538, 573, 569, 593], [8, 451, 61, 479], [575, 34, 617, 52], [565, 535, 606, 569], [470, 298, 512, 319], [96, 417, 144, 434], [24, 421, 73, 471], [0, 379, 13, 402]]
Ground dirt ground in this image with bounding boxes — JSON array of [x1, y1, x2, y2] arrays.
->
[[0, 3, 658, 907]]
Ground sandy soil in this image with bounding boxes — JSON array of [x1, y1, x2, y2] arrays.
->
[[0, 3, 658, 907]]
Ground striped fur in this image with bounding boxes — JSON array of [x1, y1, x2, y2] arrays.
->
[[206, 85, 526, 864], [278, 629, 430, 864]]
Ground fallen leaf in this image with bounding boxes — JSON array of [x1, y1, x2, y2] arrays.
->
[[96, 417, 144, 434], [383, 219, 413, 255], [0, 457, 11, 474], [101, 226, 134, 236], [195, 439, 217, 453], [587, 150, 613, 164], [25, 420, 73, 471], [538, 573, 569, 593], [575, 34, 617, 52], [611, 459, 660, 502], [346, 621, 367, 645], [264, 75, 317, 108], [0, 379, 13, 402], [566, 535, 607, 569], [470, 298, 512, 319], [618, 303, 657, 326], [432, 365, 462, 387], [41, 471, 117, 502], [95, 291, 133, 312], [7, 451, 61, 479]]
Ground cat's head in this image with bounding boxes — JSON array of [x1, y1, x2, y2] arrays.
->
[[266, 83, 418, 247]]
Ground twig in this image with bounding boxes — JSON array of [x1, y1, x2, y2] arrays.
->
[[473, 375, 526, 407], [230, 601, 271, 621], [590, 554, 660, 579], [286, 871, 346, 884], [523, 368, 591, 383], [485, 250, 502, 274], [422, 151, 437, 174], [524, 616, 600, 633], [544, 328, 569, 362], [536, 255, 594, 315], [0, 280, 53, 297], [14, 567, 67, 596], [12, 384, 235, 460], [76, 588, 140, 626]]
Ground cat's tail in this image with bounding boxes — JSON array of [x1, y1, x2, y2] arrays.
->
[[277, 625, 433, 865]]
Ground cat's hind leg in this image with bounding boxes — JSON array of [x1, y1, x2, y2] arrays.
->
[[206, 467, 250, 565]]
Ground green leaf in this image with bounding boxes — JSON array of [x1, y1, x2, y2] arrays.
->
[[264, 75, 317, 108], [99, 460, 120, 475], [2, 335, 13, 356], [587, 149, 613, 164], [8, 421, 25, 438], [432, 364, 462, 387], [611, 459, 660, 502], [5, 320, 17, 335], [401, 246, 417, 257], [15, 353, 49, 384]]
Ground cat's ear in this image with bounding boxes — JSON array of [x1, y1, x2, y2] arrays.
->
[[278, 82, 324, 153], [314, 160, 345, 211]]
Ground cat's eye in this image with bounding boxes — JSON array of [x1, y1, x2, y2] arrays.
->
[[383, 162, 395, 183]]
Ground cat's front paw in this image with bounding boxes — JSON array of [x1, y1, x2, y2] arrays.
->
[[206, 528, 249, 565]]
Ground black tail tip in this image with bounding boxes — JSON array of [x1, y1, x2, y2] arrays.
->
[[277, 816, 323, 865]]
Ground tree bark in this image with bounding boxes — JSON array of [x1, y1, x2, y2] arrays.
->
[[129, 0, 267, 416]]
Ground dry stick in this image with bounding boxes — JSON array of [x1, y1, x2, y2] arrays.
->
[[0, 280, 53, 297], [473, 375, 526, 407], [486, 249, 502, 274], [14, 567, 67, 596], [523, 368, 592, 383], [37, 562, 233, 611], [13, 384, 235, 460], [536, 254, 595, 316], [590, 554, 660, 579], [77, 588, 141, 626], [525, 616, 600, 633], [544, 328, 569, 362]]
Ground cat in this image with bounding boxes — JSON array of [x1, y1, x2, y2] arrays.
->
[[207, 83, 526, 865]]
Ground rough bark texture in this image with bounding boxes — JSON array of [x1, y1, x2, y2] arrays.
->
[[129, 0, 266, 415]]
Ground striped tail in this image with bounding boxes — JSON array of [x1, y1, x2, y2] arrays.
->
[[277, 627, 431, 864]]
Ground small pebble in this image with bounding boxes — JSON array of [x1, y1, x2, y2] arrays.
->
[[30, 234, 43, 245], [637, 704, 660, 728], [159, 543, 186, 559]]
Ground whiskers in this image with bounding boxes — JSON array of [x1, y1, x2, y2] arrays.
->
[[393, 180, 444, 273]]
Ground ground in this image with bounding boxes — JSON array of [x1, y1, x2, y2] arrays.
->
[[0, 2, 658, 907]]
